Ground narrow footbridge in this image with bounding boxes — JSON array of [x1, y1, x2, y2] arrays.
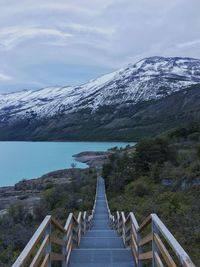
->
[[13, 177, 195, 267]]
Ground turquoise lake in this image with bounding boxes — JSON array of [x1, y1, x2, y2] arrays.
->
[[0, 141, 133, 187]]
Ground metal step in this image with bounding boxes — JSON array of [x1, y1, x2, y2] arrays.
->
[[85, 230, 118, 238], [79, 237, 124, 248], [69, 248, 133, 264]]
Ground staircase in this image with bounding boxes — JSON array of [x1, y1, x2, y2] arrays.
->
[[13, 177, 196, 267], [68, 177, 134, 267]]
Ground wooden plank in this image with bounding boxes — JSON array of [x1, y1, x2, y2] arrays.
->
[[131, 243, 138, 264], [139, 233, 152, 246], [50, 235, 65, 246], [66, 234, 72, 252], [51, 217, 65, 233], [154, 252, 164, 267], [138, 215, 152, 233], [12, 215, 51, 267], [30, 235, 49, 267], [66, 244, 72, 265], [154, 233, 177, 267], [131, 234, 138, 253], [139, 251, 152, 260], [40, 254, 50, 267], [152, 214, 195, 267], [51, 252, 65, 261]]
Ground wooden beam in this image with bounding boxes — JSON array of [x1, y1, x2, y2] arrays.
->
[[138, 215, 152, 233], [50, 235, 65, 246], [139, 233, 152, 246], [131, 234, 138, 253], [131, 243, 138, 264], [139, 251, 152, 260], [40, 254, 50, 267], [66, 245, 72, 265], [51, 252, 65, 261], [51, 217, 65, 233], [154, 233, 177, 267], [66, 234, 72, 252]]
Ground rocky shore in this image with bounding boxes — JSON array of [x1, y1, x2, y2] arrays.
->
[[0, 150, 110, 215], [73, 151, 109, 168]]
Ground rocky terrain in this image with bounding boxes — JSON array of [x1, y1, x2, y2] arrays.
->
[[0, 168, 91, 212]]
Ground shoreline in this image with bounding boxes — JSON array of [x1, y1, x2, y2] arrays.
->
[[0, 146, 135, 214], [0, 140, 135, 143], [0, 150, 110, 214], [73, 151, 109, 168]]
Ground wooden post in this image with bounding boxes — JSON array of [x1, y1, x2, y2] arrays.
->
[[137, 231, 143, 267], [62, 227, 67, 267], [45, 222, 51, 267]]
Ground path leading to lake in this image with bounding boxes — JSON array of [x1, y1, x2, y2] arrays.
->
[[68, 177, 134, 267]]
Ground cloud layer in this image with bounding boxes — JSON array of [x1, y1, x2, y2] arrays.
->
[[0, 0, 200, 92]]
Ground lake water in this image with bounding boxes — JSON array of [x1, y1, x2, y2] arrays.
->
[[0, 141, 133, 187]]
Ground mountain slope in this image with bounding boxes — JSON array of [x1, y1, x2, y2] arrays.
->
[[0, 56, 200, 141]]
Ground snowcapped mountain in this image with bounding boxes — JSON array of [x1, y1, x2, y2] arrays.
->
[[0, 56, 200, 141]]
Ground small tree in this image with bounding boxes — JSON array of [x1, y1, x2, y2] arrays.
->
[[71, 162, 77, 168]]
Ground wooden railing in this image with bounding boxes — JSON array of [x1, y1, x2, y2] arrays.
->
[[12, 177, 196, 267], [12, 212, 93, 267], [12, 181, 98, 267], [110, 212, 196, 267]]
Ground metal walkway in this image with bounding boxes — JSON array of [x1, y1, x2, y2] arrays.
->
[[68, 177, 134, 267]]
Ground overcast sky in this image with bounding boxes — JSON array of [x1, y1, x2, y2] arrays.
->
[[0, 0, 200, 93]]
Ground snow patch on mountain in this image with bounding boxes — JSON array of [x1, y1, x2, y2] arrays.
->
[[0, 56, 200, 123]]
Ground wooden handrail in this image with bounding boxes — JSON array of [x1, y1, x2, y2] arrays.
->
[[12, 215, 51, 267], [13, 211, 93, 267], [151, 214, 196, 267], [12, 182, 97, 267], [13, 176, 99, 267], [110, 211, 196, 267]]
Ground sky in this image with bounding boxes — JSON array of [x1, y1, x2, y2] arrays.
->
[[0, 0, 200, 93]]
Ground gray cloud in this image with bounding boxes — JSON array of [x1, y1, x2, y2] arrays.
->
[[0, 0, 200, 92]]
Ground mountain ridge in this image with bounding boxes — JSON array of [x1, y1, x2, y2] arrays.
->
[[0, 56, 200, 141]]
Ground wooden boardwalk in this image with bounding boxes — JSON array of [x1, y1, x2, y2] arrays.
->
[[13, 177, 196, 267]]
